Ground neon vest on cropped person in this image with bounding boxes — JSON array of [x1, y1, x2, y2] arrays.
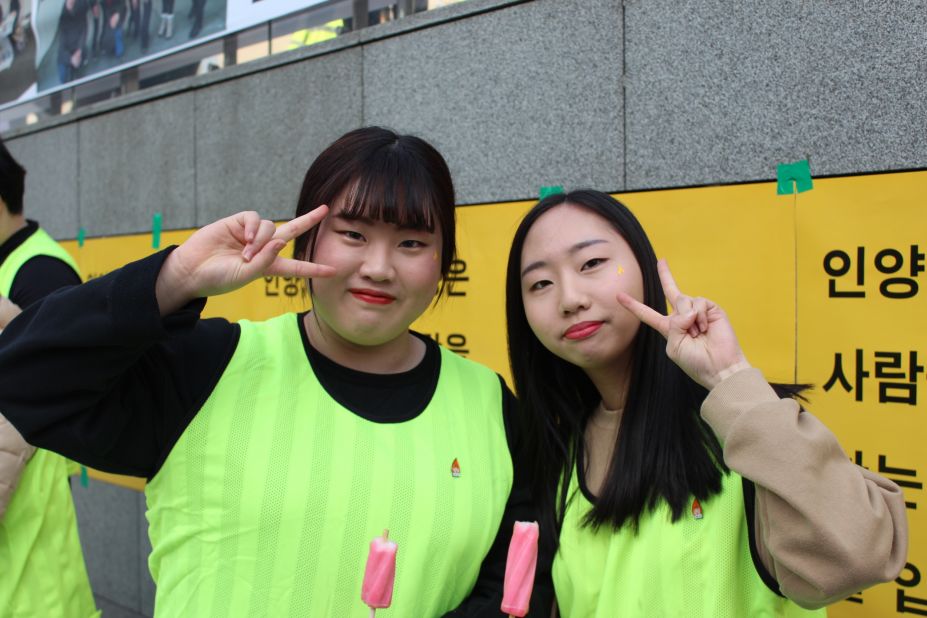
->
[[0, 226, 79, 296], [0, 226, 97, 618]]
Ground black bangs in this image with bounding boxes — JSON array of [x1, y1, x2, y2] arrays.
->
[[339, 145, 439, 233]]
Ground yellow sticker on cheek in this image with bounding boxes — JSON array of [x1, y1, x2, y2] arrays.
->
[[617, 265, 625, 276]]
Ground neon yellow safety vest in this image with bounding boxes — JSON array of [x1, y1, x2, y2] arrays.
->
[[0, 225, 79, 296], [146, 314, 513, 617], [288, 19, 343, 50], [0, 226, 97, 618], [553, 468, 826, 617], [0, 450, 99, 618]]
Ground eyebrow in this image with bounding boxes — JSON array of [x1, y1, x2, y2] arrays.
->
[[335, 212, 374, 225], [521, 239, 609, 278], [335, 211, 432, 233]]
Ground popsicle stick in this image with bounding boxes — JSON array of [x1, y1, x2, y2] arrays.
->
[[370, 609, 376, 618]]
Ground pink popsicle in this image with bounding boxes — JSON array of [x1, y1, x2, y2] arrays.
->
[[361, 530, 397, 613], [501, 521, 539, 617]]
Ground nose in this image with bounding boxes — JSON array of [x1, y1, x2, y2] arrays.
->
[[558, 278, 590, 315], [358, 243, 395, 282]]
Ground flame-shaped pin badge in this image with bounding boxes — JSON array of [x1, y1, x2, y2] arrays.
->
[[692, 498, 703, 520]]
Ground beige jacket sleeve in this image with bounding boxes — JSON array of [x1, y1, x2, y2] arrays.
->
[[701, 368, 908, 609], [0, 411, 36, 520]]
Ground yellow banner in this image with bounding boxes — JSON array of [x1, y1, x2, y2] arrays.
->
[[795, 171, 925, 617]]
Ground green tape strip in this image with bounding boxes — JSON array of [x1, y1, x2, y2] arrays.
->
[[152, 213, 163, 249], [80, 465, 89, 488], [776, 160, 813, 195], [77, 227, 86, 247], [539, 185, 564, 200]]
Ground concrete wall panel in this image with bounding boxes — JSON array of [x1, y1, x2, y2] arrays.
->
[[363, 0, 624, 204], [139, 493, 156, 617], [5, 125, 79, 240], [796, 1, 927, 176], [94, 596, 148, 618], [78, 94, 196, 235], [194, 48, 364, 225], [624, 1, 805, 188], [625, 0, 927, 189], [72, 480, 143, 614]]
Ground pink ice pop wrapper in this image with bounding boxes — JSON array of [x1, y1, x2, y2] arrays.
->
[[361, 530, 397, 611], [501, 521, 539, 617]]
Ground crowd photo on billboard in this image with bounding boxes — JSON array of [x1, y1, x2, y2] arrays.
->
[[0, 0, 36, 105], [0, 1, 349, 107], [0, 0, 254, 106], [35, 0, 227, 90]]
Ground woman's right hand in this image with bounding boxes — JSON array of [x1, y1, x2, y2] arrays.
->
[[156, 207, 335, 315], [617, 260, 749, 390]]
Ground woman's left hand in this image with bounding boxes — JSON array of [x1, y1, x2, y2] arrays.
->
[[617, 259, 750, 390]]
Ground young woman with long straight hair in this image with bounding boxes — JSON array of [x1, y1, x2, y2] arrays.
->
[[505, 189, 907, 616]]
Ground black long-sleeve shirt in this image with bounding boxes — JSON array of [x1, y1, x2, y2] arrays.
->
[[0, 248, 552, 617]]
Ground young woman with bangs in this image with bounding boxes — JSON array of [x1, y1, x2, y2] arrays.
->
[[0, 127, 551, 617], [505, 189, 907, 616]]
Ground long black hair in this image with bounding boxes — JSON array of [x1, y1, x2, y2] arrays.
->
[[505, 190, 726, 551]]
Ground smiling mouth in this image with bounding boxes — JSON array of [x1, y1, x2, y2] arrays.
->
[[349, 289, 396, 305], [563, 321, 603, 340]]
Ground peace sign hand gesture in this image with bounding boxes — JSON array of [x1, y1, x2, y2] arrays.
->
[[156, 207, 336, 315], [617, 260, 750, 390]]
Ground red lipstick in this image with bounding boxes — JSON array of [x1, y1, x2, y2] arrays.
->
[[350, 288, 396, 305], [564, 321, 603, 340]]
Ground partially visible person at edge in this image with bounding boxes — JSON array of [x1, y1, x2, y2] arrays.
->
[[0, 136, 98, 617], [0, 127, 552, 616], [504, 189, 907, 617]]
